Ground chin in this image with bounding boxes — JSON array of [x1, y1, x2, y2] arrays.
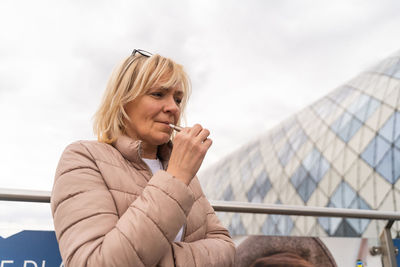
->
[[154, 134, 171, 145]]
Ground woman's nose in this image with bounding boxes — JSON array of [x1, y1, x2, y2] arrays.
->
[[163, 96, 179, 114]]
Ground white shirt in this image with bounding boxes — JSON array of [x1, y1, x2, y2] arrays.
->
[[142, 158, 184, 242]]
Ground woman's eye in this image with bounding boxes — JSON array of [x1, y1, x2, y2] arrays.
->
[[175, 98, 182, 105], [151, 92, 163, 98]]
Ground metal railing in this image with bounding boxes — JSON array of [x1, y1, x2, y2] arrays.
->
[[0, 188, 51, 203], [1, 188, 399, 266], [2, 188, 400, 221], [212, 200, 400, 220]]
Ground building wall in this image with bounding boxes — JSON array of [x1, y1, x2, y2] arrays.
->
[[199, 50, 400, 238]]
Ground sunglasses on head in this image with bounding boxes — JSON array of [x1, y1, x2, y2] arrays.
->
[[131, 49, 153, 57], [118, 49, 153, 77]]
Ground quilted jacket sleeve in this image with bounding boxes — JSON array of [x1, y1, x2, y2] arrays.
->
[[159, 182, 236, 267], [162, 211, 236, 267], [51, 142, 197, 267]]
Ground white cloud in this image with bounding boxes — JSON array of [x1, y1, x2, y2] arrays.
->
[[0, 202, 53, 238]]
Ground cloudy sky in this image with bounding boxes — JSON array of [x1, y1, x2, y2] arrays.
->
[[1, 0, 400, 233]]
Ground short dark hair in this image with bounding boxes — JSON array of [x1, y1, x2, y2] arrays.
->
[[249, 252, 314, 267]]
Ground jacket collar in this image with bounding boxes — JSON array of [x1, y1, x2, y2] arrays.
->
[[112, 135, 172, 166]]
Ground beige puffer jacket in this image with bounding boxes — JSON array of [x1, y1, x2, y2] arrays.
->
[[51, 135, 235, 267]]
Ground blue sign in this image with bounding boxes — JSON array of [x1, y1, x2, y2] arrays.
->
[[393, 238, 400, 266], [0, 230, 63, 267]]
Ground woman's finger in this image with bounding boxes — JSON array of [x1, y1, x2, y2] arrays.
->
[[202, 138, 213, 149], [188, 124, 203, 137], [195, 128, 210, 143]]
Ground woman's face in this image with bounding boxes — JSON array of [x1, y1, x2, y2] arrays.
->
[[124, 82, 183, 150]]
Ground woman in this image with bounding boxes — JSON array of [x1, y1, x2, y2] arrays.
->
[[50, 49, 235, 267]]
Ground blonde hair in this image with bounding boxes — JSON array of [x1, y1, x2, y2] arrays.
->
[[93, 53, 191, 143]]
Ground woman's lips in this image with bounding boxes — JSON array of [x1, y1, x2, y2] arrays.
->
[[157, 121, 174, 130], [158, 121, 174, 125]]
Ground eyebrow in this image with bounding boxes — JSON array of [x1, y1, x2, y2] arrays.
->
[[159, 86, 184, 96]]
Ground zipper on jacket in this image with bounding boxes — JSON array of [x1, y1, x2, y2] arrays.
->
[[181, 223, 187, 241]]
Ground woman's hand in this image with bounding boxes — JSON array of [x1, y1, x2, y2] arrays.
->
[[167, 124, 212, 185]]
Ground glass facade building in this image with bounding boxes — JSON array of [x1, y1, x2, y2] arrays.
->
[[199, 51, 400, 238]]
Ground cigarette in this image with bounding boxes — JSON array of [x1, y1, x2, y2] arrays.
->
[[169, 123, 183, 132]]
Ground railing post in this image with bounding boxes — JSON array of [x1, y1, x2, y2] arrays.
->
[[380, 220, 398, 267]]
